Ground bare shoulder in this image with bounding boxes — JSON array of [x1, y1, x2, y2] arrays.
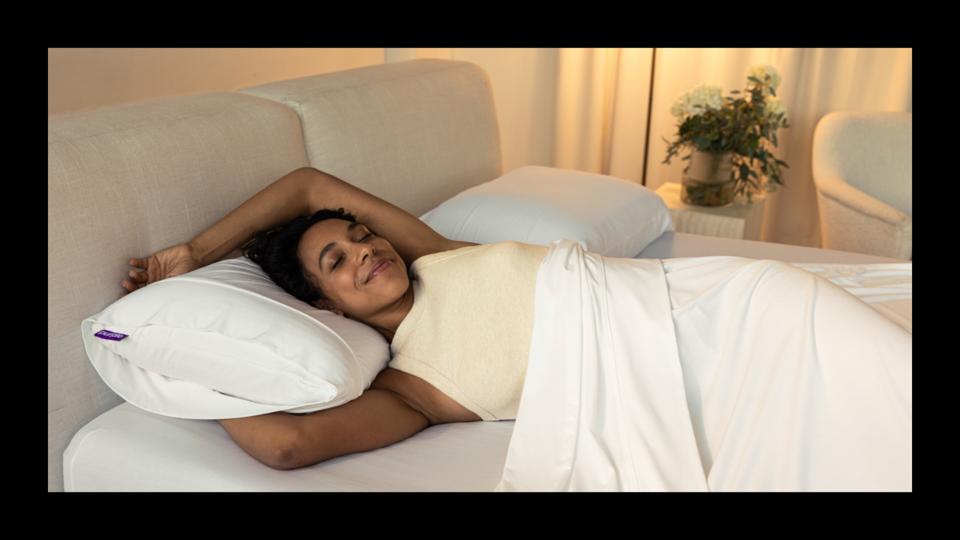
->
[[370, 367, 482, 425]]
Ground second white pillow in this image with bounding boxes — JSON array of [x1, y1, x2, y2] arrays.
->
[[420, 166, 672, 257]]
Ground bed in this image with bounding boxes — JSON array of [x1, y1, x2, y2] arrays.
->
[[51, 59, 910, 492], [62, 230, 909, 491]]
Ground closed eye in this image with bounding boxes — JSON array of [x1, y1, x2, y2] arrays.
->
[[332, 232, 373, 269]]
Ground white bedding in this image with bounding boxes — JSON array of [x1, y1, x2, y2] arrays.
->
[[64, 233, 912, 491], [497, 240, 911, 491]]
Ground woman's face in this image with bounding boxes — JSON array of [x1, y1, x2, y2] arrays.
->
[[297, 218, 409, 319]]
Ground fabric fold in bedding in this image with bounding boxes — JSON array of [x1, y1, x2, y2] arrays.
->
[[497, 240, 708, 491], [497, 240, 911, 492]]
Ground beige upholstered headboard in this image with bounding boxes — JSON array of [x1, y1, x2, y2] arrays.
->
[[240, 59, 503, 217], [47, 59, 503, 491]]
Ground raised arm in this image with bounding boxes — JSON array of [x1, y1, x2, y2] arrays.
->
[[123, 166, 473, 293], [122, 167, 320, 292], [188, 167, 318, 267], [304, 168, 476, 268]]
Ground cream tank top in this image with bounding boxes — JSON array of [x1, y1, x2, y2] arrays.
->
[[388, 240, 549, 421]]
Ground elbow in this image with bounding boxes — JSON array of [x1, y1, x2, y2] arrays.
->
[[266, 444, 300, 471], [296, 166, 334, 183], [266, 434, 330, 471], [268, 438, 340, 471]]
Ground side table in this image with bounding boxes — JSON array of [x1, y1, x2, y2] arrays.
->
[[654, 182, 766, 240]]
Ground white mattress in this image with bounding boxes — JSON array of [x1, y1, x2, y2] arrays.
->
[[63, 402, 515, 491], [64, 232, 911, 491]]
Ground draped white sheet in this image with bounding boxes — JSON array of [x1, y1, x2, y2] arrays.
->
[[496, 240, 911, 491]]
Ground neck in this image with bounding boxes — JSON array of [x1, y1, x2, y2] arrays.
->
[[367, 284, 415, 343]]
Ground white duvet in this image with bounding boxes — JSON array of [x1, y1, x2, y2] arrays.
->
[[496, 240, 911, 492]]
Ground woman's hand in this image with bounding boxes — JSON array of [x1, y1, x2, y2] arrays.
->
[[121, 243, 201, 294]]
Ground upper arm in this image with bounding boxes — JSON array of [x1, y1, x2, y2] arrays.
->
[[303, 168, 475, 267], [370, 367, 483, 425], [287, 389, 430, 470]]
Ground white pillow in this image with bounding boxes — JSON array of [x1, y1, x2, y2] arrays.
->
[[421, 166, 672, 257], [81, 257, 390, 420]]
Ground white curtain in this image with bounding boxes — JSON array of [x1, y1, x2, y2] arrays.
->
[[553, 48, 912, 248], [554, 48, 655, 183]]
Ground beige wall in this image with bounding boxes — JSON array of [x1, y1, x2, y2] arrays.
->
[[48, 47, 556, 175], [48, 48, 384, 115]]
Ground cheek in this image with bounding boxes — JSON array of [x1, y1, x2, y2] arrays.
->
[[365, 268, 407, 294]]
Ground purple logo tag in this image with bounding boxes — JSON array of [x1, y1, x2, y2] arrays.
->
[[94, 329, 128, 341]]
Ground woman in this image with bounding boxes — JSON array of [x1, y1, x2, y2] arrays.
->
[[121, 167, 911, 490], [121, 167, 539, 470]]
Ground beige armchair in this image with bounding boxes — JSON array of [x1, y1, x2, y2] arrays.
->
[[812, 111, 912, 260]]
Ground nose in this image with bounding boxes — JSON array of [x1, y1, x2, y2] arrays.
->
[[355, 241, 374, 266]]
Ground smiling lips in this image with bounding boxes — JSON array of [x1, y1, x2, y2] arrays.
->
[[366, 260, 390, 283]]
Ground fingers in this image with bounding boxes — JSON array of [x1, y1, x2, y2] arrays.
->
[[122, 259, 148, 294], [125, 270, 145, 289], [123, 253, 169, 294], [121, 272, 149, 294], [120, 278, 138, 294]]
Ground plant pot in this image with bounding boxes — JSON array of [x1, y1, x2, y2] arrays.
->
[[681, 150, 736, 206]]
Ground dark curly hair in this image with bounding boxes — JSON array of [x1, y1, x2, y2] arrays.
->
[[242, 207, 358, 307]]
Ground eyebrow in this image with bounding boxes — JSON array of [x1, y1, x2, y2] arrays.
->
[[319, 221, 364, 270]]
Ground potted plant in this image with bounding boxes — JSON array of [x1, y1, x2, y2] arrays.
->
[[662, 65, 791, 206]]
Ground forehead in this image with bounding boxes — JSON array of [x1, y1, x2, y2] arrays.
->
[[307, 218, 357, 238], [300, 219, 363, 257]]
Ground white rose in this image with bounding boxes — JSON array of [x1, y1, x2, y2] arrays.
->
[[748, 65, 781, 95], [691, 85, 724, 111], [672, 85, 724, 118], [765, 96, 787, 120]]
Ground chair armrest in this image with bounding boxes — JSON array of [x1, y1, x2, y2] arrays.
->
[[815, 175, 910, 227], [815, 175, 912, 259]]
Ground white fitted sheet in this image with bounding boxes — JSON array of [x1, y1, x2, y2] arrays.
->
[[638, 231, 908, 264], [64, 232, 911, 491], [63, 402, 514, 492]]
